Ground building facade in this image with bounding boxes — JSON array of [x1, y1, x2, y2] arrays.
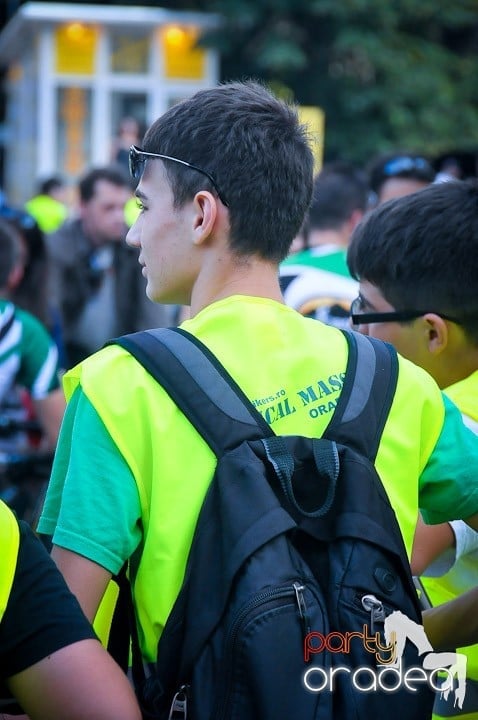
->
[[0, 2, 220, 204]]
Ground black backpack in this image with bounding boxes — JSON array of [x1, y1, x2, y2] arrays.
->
[[113, 327, 434, 720]]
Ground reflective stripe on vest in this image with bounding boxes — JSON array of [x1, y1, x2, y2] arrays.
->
[[0, 501, 20, 622]]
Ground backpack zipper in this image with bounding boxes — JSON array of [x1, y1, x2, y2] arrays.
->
[[217, 582, 309, 719], [293, 581, 311, 639], [361, 593, 386, 634]]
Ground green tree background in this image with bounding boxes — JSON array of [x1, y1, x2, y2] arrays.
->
[[6, 0, 478, 166], [159, 0, 478, 166]]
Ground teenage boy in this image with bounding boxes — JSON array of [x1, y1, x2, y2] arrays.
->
[[38, 81, 478, 689], [347, 178, 478, 718]]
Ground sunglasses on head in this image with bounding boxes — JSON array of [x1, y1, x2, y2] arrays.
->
[[382, 156, 434, 179], [128, 145, 228, 207]]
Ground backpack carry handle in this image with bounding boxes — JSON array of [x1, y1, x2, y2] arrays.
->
[[262, 435, 340, 518]]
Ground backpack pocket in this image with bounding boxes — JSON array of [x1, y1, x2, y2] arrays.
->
[[207, 580, 330, 720]]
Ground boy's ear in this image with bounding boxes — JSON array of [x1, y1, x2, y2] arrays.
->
[[192, 191, 219, 245], [422, 313, 449, 355]]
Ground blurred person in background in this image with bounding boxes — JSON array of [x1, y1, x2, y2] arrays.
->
[[367, 151, 436, 207], [434, 156, 463, 184], [25, 175, 69, 234], [46, 166, 173, 369], [0, 204, 66, 368], [111, 116, 142, 176], [0, 218, 64, 455], [280, 161, 367, 328]]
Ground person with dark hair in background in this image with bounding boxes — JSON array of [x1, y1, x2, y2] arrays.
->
[[347, 178, 478, 719], [0, 208, 52, 328], [367, 151, 436, 207], [280, 161, 368, 327], [111, 116, 143, 176], [434, 156, 463, 184], [46, 166, 173, 369], [0, 217, 64, 456], [25, 175, 69, 234]]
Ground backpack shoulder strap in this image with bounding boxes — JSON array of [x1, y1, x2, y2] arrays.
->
[[113, 327, 273, 457], [112, 326, 397, 460], [323, 330, 399, 461]]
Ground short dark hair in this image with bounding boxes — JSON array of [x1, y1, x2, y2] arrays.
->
[[79, 166, 130, 203], [39, 175, 65, 196], [142, 80, 314, 262], [367, 152, 435, 197], [0, 218, 21, 288], [306, 162, 368, 232], [347, 178, 478, 344]]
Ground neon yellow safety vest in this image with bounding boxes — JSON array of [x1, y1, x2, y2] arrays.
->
[[0, 501, 20, 623], [64, 298, 444, 660], [0, 498, 116, 651], [25, 195, 67, 234], [446, 370, 478, 424]]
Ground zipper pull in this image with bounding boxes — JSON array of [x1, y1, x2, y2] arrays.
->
[[293, 582, 311, 639], [168, 685, 188, 720], [361, 594, 385, 634]]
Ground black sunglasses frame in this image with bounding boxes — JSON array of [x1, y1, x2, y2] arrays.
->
[[350, 298, 462, 327], [129, 145, 228, 207]]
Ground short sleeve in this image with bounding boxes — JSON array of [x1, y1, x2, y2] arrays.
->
[[0, 519, 96, 681], [420, 395, 478, 524], [38, 386, 142, 574]]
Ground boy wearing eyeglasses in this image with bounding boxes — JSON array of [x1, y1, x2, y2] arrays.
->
[[347, 178, 478, 719], [37, 82, 478, 709]]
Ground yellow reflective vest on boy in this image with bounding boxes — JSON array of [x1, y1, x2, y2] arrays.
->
[[0, 501, 20, 623]]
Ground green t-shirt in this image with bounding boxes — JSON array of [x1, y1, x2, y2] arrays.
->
[[279, 246, 357, 328], [281, 246, 351, 276], [0, 299, 60, 400]]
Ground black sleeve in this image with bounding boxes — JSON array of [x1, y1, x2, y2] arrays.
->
[[0, 519, 97, 683]]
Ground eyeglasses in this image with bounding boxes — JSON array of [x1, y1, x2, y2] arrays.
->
[[382, 156, 434, 178], [129, 145, 228, 207], [350, 297, 462, 327]]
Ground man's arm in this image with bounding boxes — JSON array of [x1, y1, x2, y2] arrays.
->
[[51, 545, 112, 623], [423, 585, 478, 651], [33, 388, 66, 450], [8, 639, 141, 720], [464, 512, 478, 532], [410, 514, 455, 576]]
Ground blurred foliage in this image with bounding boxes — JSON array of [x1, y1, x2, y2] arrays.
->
[[7, 0, 478, 164], [159, 0, 478, 164]]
